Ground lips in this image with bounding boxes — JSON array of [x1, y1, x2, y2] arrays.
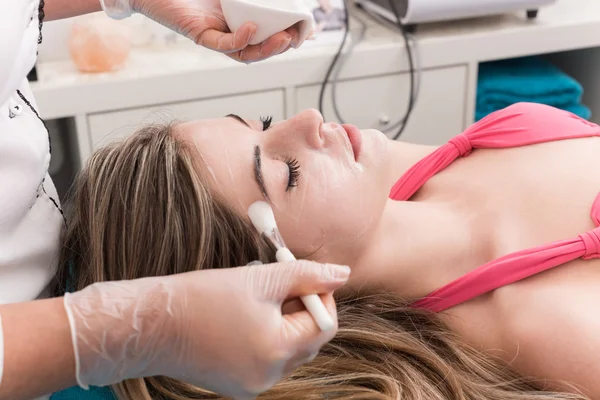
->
[[342, 124, 362, 162]]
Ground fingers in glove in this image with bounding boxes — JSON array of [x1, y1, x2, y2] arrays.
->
[[281, 298, 305, 315], [281, 263, 349, 301], [247, 260, 350, 302], [196, 22, 257, 53], [231, 31, 292, 63], [285, 24, 301, 48], [281, 293, 338, 373]]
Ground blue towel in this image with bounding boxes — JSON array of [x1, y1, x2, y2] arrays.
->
[[476, 56, 591, 121], [50, 386, 116, 400]]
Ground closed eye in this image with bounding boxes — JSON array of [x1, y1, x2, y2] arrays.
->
[[284, 157, 300, 191], [261, 116, 273, 130]]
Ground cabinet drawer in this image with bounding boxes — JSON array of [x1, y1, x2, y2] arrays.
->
[[87, 90, 285, 151], [295, 65, 467, 145]]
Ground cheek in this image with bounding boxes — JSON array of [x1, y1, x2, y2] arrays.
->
[[275, 157, 386, 259]]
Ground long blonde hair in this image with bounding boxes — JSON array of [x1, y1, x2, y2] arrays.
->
[[56, 123, 587, 400]]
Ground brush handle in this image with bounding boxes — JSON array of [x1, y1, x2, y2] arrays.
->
[[276, 248, 335, 332], [299, 294, 336, 332]]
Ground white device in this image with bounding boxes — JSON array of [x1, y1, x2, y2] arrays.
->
[[355, 0, 557, 28], [247, 201, 335, 332], [220, 0, 314, 45]]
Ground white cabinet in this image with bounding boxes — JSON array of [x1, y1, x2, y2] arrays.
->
[[82, 67, 466, 159], [295, 65, 468, 145], [87, 90, 285, 152]]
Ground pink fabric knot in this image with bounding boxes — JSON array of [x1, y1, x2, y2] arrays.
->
[[580, 228, 600, 259], [449, 134, 473, 157]]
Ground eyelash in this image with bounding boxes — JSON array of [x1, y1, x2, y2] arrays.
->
[[284, 157, 301, 191], [260, 115, 273, 130], [259, 115, 299, 191]]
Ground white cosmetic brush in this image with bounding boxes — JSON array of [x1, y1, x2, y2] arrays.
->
[[247, 201, 335, 332]]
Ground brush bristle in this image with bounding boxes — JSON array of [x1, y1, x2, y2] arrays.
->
[[247, 201, 277, 234]]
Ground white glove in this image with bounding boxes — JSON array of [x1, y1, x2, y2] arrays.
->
[[63, 261, 349, 399], [99, 0, 301, 63]]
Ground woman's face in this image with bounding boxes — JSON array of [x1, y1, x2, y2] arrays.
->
[[176, 109, 392, 266]]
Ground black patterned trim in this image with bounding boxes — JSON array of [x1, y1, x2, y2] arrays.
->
[[38, 0, 45, 44], [15, 90, 66, 226], [16, 89, 51, 154], [43, 185, 66, 226]]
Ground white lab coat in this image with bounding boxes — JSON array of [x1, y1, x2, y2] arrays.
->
[[0, 0, 63, 304]]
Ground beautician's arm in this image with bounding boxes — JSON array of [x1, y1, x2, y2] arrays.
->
[[0, 263, 347, 400], [0, 298, 77, 400], [41, 0, 297, 62], [44, 0, 102, 21]]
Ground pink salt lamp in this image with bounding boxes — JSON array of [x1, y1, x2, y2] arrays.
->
[[69, 15, 132, 73]]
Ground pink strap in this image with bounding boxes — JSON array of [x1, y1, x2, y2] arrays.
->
[[396, 103, 600, 312], [580, 227, 600, 260], [450, 134, 473, 156], [414, 216, 600, 313], [591, 192, 600, 226], [411, 237, 589, 312], [390, 103, 600, 201]]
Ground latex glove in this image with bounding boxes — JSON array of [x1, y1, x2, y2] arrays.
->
[[63, 261, 350, 399], [100, 0, 300, 63]]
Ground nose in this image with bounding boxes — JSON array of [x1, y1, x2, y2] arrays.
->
[[266, 109, 324, 151]]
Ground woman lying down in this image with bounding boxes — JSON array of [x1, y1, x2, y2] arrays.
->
[[56, 102, 600, 400]]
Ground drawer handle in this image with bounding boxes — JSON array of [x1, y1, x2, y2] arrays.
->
[[378, 114, 391, 126]]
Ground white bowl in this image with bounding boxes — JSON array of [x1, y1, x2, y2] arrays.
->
[[221, 0, 314, 45]]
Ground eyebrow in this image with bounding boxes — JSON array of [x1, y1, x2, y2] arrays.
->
[[253, 145, 271, 202], [225, 113, 250, 128]]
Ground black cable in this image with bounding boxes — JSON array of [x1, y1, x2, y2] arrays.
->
[[318, 0, 416, 141], [318, 2, 351, 115], [386, 0, 415, 140]]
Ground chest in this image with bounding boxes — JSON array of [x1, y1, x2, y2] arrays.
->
[[420, 137, 600, 369], [418, 137, 600, 259]]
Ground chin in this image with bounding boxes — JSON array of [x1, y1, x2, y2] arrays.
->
[[361, 128, 384, 136], [363, 128, 388, 145], [361, 128, 389, 162]]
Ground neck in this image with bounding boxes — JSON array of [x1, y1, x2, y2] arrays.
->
[[385, 140, 436, 190], [349, 140, 460, 300], [352, 200, 462, 300]]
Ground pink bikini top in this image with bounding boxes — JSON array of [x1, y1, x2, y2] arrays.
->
[[390, 102, 600, 313]]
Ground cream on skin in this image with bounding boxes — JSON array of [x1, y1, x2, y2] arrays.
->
[[174, 109, 443, 299], [176, 109, 600, 398]]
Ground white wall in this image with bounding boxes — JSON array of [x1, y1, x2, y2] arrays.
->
[[38, 18, 76, 62]]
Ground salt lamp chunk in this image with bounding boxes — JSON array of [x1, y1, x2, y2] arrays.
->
[[69, 16, 131, 73]]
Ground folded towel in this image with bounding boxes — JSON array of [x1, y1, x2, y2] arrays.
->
[[50, 386, 116, 400], [476, 56, 591, 121]]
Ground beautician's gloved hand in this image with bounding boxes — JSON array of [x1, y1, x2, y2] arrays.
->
[[63, 261, 349, 399], [99, 0, 299, 63]]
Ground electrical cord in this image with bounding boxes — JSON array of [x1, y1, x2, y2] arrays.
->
[[331, 6, 368, 125], [317, 1, 350, 118], [353, 4, 422, 134], [385, 0, 415, 139], [330, 10, 421, 134], [317, 0, 418, 140]]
